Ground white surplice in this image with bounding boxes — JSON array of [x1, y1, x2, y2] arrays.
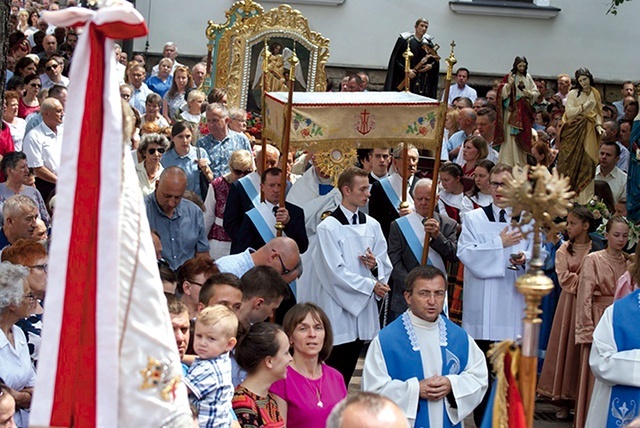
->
[[305, 213, 392, 345], [586, 303, 640, 428], [457, 207, 538, 341], [286, 167, 342, 237], [362, 311, 487, 427]]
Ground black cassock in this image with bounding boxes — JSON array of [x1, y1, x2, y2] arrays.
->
[[383, 33, 440, 99]]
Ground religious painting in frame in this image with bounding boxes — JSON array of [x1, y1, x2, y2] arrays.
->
[[213, 3, 329, 111]]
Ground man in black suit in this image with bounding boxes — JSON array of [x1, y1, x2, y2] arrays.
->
[[387, 178, 458, 322], [234, 167, 308, 255], [368, 143, 419, 238]]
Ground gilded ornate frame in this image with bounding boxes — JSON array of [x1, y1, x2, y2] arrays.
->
[[211, 3, 329, 109]]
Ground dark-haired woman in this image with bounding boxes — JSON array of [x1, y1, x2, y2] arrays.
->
[[537, 206, 603, 419], [18, 74, 41, 119], [467, 159, 494, 209], [270, 303, 347, 428], [233, 322, 292, 428]]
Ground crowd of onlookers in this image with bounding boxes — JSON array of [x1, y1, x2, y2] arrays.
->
[[2, 1, 640, 427]]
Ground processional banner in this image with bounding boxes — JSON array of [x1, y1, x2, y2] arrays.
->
[[264, 91, 441, 152]]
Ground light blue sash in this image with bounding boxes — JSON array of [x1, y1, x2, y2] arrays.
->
[[396, 216, 431, 266], [245, 207, 297, 299], [379, 176, 401, 213], [606, 290, 640, 427], [246, 207, 275, 244], [239, 175, 260, 208], [379, 312, 468, 428]]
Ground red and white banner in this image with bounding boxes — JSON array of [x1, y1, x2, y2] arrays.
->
[[30, 4, 191, 427]]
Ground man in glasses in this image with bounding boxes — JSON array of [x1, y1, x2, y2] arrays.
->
[[40, 56, 68, 90], [362, 266, 488, 428], [215, 236, 301, 287], [457, 162, 540, 425], [302, 166, 392, 386]]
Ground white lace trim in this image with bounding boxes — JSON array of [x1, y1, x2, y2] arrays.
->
[[402, 311, 449, 350], [438, 316, 448, 347], [402, 311, 420, 352]]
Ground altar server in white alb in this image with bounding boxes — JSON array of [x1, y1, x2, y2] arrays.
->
[[362, 266, 488, 428], [585, 288, 640, 428], [305, 166, 392, 385], [457, 163, 538, 342]]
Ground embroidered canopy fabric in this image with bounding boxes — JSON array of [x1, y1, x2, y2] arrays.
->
[[263, 91, 442, 152]]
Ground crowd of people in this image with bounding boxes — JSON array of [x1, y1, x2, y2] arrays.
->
[[1, 3, 640, 428]]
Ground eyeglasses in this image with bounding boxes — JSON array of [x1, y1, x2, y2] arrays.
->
[[148, 148, 166, 155], [272, 249, 292, 275], [45, 64, 59, 71], [187, 279, 204, 287], [29, 264, 48, 273], [29, 83, 41, 88], [490, 181, 506, 189], [120, 93, 131, 100], [413, 290, 446, 299], [23, 292, 36, 302], [233, 169, 252, 176]]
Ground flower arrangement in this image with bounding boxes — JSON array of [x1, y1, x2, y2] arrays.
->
[[246, 111, 262, 139], [586, 198, 611, 220], [596, 216, 640, 250]]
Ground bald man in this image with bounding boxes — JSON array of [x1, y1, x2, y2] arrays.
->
[[145, 167, 210, 270], [22, 97, 64, 198], [327, 392, 409, 428]]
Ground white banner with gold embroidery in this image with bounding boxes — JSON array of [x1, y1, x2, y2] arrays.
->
[[263, 91, 442, 152]]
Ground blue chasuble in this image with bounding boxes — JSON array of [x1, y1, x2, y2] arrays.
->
[[379, 311, 468, 428], [606, 289, 640, 427]]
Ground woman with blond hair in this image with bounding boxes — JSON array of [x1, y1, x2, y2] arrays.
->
[[204, 149, 254, 260]]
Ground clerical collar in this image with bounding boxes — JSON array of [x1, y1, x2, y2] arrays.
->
[[339, 205, 358, 223], [408, 310, 439, 329]]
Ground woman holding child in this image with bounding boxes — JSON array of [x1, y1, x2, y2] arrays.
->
[[270, 303, 347, 428]]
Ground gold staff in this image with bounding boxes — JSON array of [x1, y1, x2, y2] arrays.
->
[[502, 166, 574, 427], [275, 47, 299, 236], [402, 42, 413, 93], [422, 41, 456, 265], [260, 38, 270, 199]]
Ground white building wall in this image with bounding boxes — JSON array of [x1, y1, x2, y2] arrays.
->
[[133, 0, 640, 83]]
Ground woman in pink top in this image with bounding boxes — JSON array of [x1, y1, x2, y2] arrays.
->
[[270, 303, 347, 428]]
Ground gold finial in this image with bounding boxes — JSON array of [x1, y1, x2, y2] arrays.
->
[[288, 45, 299, 82], [445, 41, 457, 80], [402, 42, 414, 93], [501, 165, 574, 321]]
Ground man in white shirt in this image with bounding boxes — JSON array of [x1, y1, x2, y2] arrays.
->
[[555, 73, 571, 106], [303, 166, 392, 385], [595, 141, 627, 204], [151, 42, 183, 77], [447, 68, 477, 106], [22, 97, 64, 198], [39, 55, 69, 90], [601, 120, 630, 173], [127, 64, 153, 114], [362, 266, 488, 428]]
